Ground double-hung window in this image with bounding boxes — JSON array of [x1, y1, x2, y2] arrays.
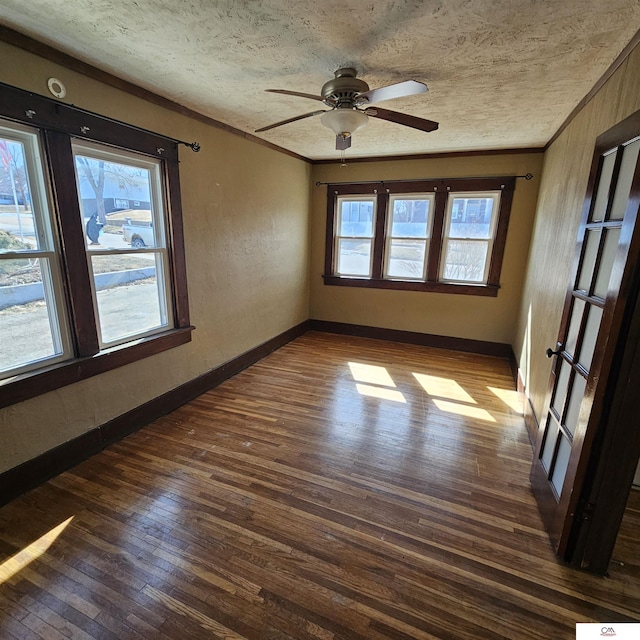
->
[[0, 83, 192, 408], [324, 177, 515, 296]]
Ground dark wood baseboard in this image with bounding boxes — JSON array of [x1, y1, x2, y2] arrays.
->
[[0, 320, 310, 508], [310, 319, 514, 359]]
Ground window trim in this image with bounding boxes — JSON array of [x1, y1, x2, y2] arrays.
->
[[323, 177, 515, 296], [0, 83, 192, 409]]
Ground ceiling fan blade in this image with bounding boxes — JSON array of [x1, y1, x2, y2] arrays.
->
[[255, 110, 326, 133], [266, 89, 326, 102], [365, 107, 439, 133], [358, 80, 428, 105], [336, 135, 351, 151]]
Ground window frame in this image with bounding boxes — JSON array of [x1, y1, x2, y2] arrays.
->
[[323, 177, 515, 296], [0, 83, 192, 409]]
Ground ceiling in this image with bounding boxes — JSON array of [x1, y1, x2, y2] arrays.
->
[[1, 1, 640, 161]]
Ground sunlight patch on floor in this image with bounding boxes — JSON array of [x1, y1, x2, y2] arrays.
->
[[0, 516, 74, 584], [432, 399, 496, 422], [348, 362, 396, 387], [413, 373, 476, 403], [356, 383, 406, 403], [488, 386, 523, 413]]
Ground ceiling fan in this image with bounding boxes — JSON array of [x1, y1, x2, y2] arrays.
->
[[256, 68, 439, 150]]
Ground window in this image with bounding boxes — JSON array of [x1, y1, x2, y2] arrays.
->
[[323, 177, 515, 296], [0, 84, 191, 408]]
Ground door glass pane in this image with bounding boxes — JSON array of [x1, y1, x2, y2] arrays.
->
[[541, 419, 558, 473], [551, 434, 572, 495], [386, 239, 426, 279], [593, 227, 621, 298], [565, 298, 585, 358], [577, 229, 601, 292], [336, 238, 372, 276], [442, 240, 488, 282], [564, 374, 587, 436], [609, 138, 640, 220], [552, 359, 571, 416], [590, 150, 617, 222], [579, 305, 603, 372]]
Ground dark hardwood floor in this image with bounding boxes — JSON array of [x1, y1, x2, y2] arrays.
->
[[1, 331, 639, 639]]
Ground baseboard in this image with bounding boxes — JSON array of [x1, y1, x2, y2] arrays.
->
[[310, 319, 514, 359], [0, 320, 310, 508]]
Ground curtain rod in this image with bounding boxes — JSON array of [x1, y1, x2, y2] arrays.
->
[[315, 173, 533, 186]]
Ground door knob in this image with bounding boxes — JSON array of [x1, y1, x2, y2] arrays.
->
[[546, 346, 562, 358]]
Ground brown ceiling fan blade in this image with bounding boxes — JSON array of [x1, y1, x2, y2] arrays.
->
[[255, 110, 326, 133], [365, 107, 439, 133], [266, 89, 326, 102], [358, 80, 427, 105], [335, 135, 351, 151]]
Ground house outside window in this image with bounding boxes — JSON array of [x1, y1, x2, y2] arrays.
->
[[323, 177, 515, 296]]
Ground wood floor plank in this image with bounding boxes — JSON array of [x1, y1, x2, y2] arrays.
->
[[1, 332, 639, 639]]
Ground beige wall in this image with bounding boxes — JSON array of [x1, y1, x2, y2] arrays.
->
[[515, 43, 640, 422], [310, 154, 543, 344], [0, 43, 312, 473]]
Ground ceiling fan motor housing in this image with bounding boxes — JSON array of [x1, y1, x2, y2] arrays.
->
[[321, 68, 369, 108]]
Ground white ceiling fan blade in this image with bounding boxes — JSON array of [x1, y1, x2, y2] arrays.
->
[[256, 110, 326, 132], [358, 80, 428, 105]]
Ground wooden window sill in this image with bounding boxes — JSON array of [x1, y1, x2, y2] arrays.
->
[[322, 274, 500, 297]]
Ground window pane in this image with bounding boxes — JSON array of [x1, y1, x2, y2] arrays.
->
[[448, 197, 495, 239], [0, 138, 41, 251], [386, 239, 426, 279], [338, 199, 374, 237], [442, 240, 488, 282], [0, 258, 63, 375], [90, 253, 168, 344], [390, 198, 429, 237], [74, 154, 160, 251], [336, 238, 372, 276]]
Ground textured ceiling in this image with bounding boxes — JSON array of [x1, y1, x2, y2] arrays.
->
[[1, 1, 640, 160]]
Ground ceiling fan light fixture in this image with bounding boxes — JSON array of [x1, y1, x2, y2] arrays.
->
[[320, 109, 368, 138]]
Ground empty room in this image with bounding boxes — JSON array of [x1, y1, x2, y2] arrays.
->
[[1, 1, 640, 638]]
